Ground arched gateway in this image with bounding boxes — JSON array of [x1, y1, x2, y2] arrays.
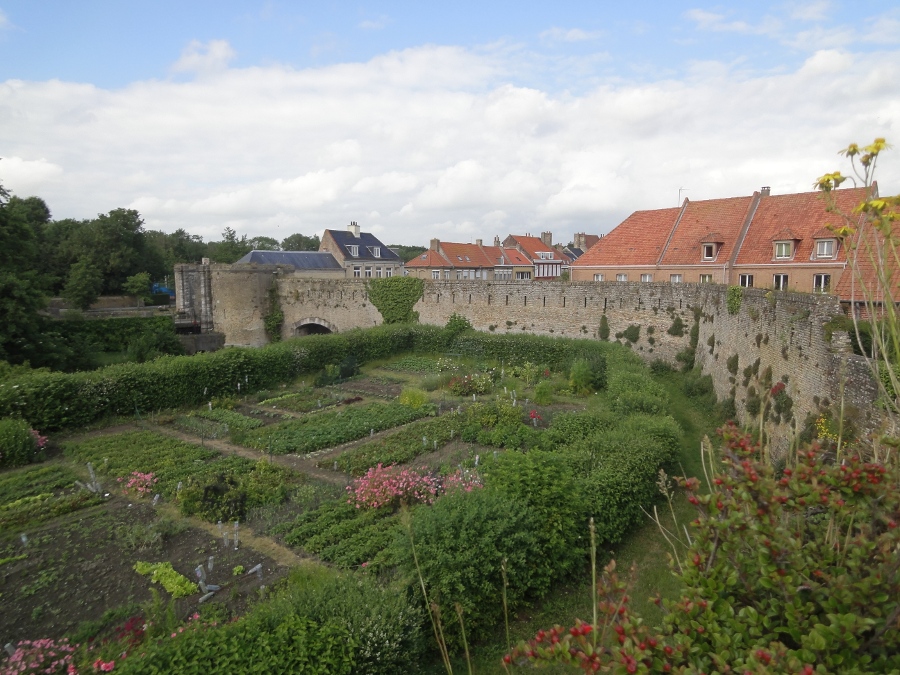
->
[[293, 317, 337, 336]]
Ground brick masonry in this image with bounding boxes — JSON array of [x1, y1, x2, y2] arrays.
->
[[179, 262, 881, 442]]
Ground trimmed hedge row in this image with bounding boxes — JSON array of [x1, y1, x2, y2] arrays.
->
[[0, 325, 444, 431], [0, 325, 633, 432]]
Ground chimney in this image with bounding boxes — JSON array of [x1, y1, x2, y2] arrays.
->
[[761, 187, 771, 197], [430, 238, 440, 251], [541, 232, 552, 247], [574, 233, 584, 249], [475, 239, 482, 247], [493, 235, 501, 247], [348, 221, 360, 237]]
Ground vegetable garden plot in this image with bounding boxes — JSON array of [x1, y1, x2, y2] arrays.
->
[[256, 387, 342, 414], [232, 402, 430, 455], [275, 500, 401, 570], [0, 464, 103, 531], [323, 412, 463, 476], [63, 431, 304, 522]]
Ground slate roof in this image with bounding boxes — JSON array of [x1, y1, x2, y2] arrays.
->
[[324, 230, 401, 262], [574, 208, 681, 267], [660, 196, 755, 266], [733, 188, 868, 266], [235, 250, 342, 269]]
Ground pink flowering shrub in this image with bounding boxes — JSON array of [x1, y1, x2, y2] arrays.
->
[[347, 464, 440, 510], [117, 472, 157, 498], [0, 638, 77, 674], [442, 468, 483, 494], [29, 430, 48, 449]]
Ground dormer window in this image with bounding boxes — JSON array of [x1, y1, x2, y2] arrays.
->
[[372, 247, 381, 258], [538, 251, 552, 260], [774, 241, 792, 259], [815, 239, 834, 259], [702, 243, 717, 261], [348, 245, 359, 257]]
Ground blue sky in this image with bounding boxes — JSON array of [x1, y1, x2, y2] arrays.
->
[[1, 1, 898, 245]]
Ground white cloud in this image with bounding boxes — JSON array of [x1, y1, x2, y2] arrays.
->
[[788, 0, 832, 22], [0, 156, 63, 193], [171, 39, 236, 75], [685, 9, 781, 36], [1, 44, 898, 247], [539, 27, 604, 44], [359, 16, 389, 31]]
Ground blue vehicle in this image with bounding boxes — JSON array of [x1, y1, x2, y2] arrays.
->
[[151, 283, 176, 299]]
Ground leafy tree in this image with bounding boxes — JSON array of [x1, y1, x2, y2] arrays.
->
[[62, 258, 103, 310], [208, 226, 252, 263], [0, 182, 51, 365], [248, 235, 281, 251], [123, 272, 152, 301], [282, 233, 321, 251], [388, 244, 427, 263]]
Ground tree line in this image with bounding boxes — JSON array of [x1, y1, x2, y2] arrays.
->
[[0, 190, 320, 369]]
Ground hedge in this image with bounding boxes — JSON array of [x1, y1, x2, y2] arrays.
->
[[0, 324, 635, 432], [48, 316, 176, 352]]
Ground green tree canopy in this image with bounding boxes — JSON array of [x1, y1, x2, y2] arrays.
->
[[281, 233, 321, 251]]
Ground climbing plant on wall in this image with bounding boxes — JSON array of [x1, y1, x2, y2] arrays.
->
[[726, 285, 743, 315], [366, 277, 424, 324], [263, 286, 284, 342]]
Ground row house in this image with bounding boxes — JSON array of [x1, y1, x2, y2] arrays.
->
[[405, 238, 533, 280], [503, 233, 564, 280], [571, 186, 870, 297], [319, 221, 404, 278]]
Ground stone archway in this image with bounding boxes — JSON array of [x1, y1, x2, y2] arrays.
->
[[292, 317, 337, 336]]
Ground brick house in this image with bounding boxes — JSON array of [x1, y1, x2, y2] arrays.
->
[[319, 222, 403, 278], [572, 186, 870, 297], [405, 238, 534, 280], [503, 233, 563, 280]]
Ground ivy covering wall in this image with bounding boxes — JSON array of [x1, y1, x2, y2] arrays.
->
[[365, 277, 424, 324]]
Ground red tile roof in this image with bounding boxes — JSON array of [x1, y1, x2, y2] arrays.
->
[[833, 200, 900, 303], [734, 187, 868, 266], [500, 248, 532, 266], [507, 235, 558, 261], [439, 241, 494, 267], [573, 208, 680, 267], [659, 196, 754, 266], [405, 249, 451, 268]]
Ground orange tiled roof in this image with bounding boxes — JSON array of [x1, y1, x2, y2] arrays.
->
[[405, 249, 451, 268], [508, 235, 558, 261], [574, 208, 680, 267], [439, 241, 495, 267], [734, 187, 868, 266], [500, 248, 532, 266], [659, 196, 754, 266]]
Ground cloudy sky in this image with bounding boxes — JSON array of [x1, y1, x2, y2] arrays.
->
[[1, 1, 898, 247]]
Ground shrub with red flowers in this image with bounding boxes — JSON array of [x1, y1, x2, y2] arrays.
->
[[0, 638, 77, 674], [347, 464, 440, 510], [117, 472, 157, 498], [507, 423, 900, 673], [441, 467, 483, 494]]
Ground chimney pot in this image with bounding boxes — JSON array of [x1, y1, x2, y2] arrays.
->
[[493, 235, 501, 247], [541, 231, 553, 247], [761, 186, 771, 197], [475, 239, 482, 247], [348, 221, 360, 237]]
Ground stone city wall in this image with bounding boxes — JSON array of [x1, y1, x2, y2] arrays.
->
[[189, 266, 880, 440]]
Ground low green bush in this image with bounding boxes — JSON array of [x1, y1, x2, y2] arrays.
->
[[0, 417, 42, 468], [257, 566, 427, 675], [115, 612, 355, 675], [608, 372, 668, 415], [393, 488, 543, 646]]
